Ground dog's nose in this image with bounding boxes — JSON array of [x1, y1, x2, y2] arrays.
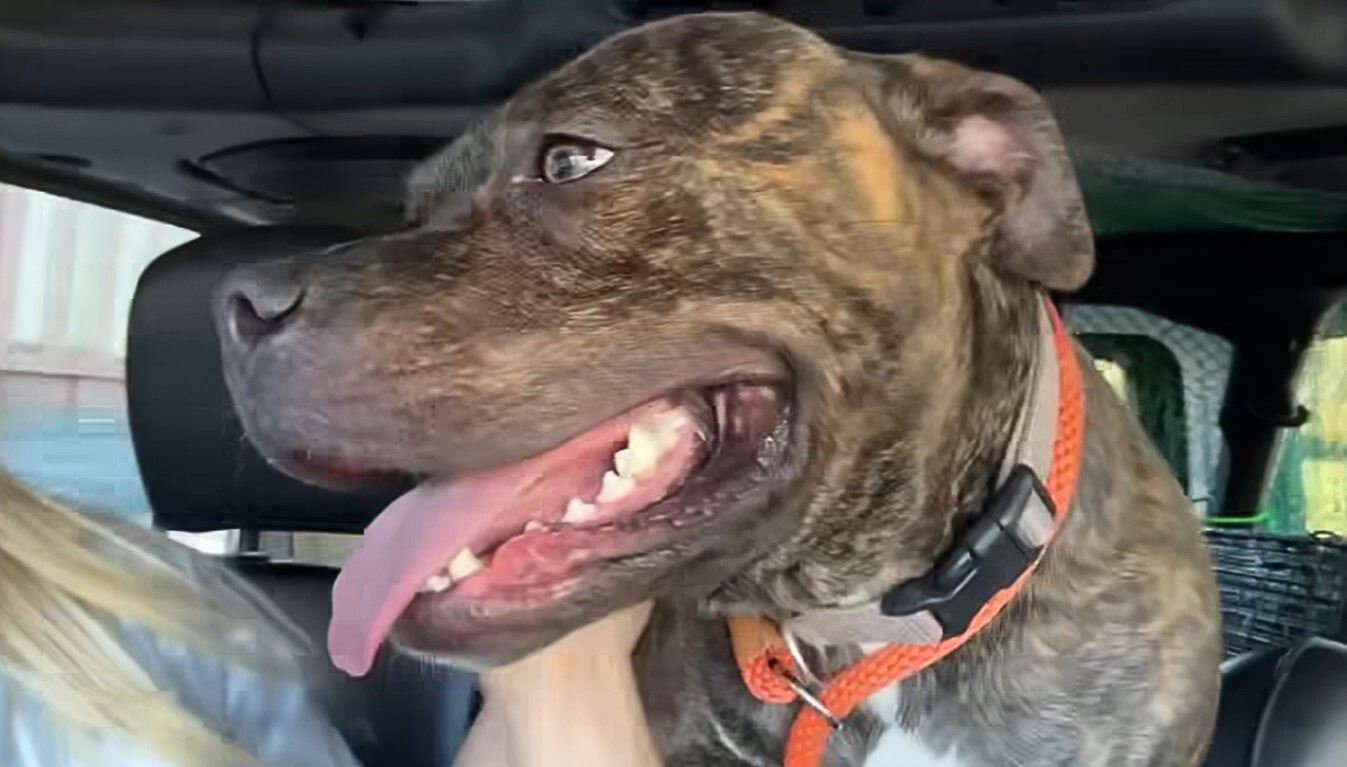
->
[[219, 268, 306, 345]]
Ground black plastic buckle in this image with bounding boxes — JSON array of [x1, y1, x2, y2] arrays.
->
[[878, 465, 1056, 641]]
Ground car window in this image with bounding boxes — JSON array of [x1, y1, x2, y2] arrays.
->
[[1262, 301, 1347, 536], [1067, 304, 1235, 517], [0, 183, 196, 526]]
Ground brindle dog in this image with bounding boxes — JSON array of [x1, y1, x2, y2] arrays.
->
[[215, 12, 1221, 767]]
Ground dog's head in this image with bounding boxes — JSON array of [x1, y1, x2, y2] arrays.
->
[[214, 13, 1092, 673]]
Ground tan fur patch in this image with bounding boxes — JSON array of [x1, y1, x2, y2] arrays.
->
[[831, 104, 908, 228], [722, 57, 825, 144]]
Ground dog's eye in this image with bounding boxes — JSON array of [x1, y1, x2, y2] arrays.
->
[[539, 139, 614, 184]]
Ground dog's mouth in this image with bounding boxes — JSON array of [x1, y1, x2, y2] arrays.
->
[[304, 380, 792, 676]]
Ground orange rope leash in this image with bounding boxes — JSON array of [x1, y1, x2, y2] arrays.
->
[[728, 615, 798, 704], [735, 303, 1085, 767]]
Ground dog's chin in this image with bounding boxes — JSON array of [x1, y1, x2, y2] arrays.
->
[[253, 378, 804, 670], [389, 559, 681, 669]]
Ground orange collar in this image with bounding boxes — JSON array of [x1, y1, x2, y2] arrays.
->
[[728, 297, 1085, 767]]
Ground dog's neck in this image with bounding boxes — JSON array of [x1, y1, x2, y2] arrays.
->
[[848, 263, 1044, 598], [939, 268, 1042, 546]]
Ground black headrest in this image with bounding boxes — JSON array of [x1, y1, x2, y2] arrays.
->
[[127, 227, 406, 534]]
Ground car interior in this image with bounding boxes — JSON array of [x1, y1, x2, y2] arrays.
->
[[3, 1, 1347, 766]]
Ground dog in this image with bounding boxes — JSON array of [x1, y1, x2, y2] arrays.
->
[[214, 12, 1221, 766]]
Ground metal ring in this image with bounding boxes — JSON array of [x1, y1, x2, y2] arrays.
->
[[779, 623, 821, 687], [766, 657, 845, 731]]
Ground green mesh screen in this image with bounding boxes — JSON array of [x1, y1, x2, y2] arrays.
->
[[1078, 333, 1189, 489], [1067, 305, 1233, 515], [1073, 150, 1347, 237]]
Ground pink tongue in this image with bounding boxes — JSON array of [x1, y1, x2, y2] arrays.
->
[[328, 470, 520, 677], [326, 400, 683, 677]]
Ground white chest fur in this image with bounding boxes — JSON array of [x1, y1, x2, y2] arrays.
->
[[860, 681, 969, 767]]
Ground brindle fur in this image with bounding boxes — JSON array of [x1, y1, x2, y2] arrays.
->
[[217, 12, 1220, 766], [638, 347, 1221, 766]]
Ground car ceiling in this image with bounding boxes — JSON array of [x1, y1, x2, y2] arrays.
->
[[2, 0, 1347, 232]]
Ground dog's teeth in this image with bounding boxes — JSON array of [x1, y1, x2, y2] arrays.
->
[[420, 573, 453, 594], [656, 408, 694, 434], [625, 424, 669, 476], [627, 423, 657, 455], [524, 520, 545, 533], [597, 470, 637, 503], [563, 498, 597, 524], [446, 548, 483, 581], [613, 448, 634, 477]]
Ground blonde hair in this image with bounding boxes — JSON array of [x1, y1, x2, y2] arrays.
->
[[0, 470, 301, 766]]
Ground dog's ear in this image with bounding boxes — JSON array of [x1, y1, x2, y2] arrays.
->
[[859, 54, 1094, 292]]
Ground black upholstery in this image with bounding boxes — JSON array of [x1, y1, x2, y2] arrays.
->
[[126, 228, 477, 767], [1204, 647, 1283, 767], [1204, 638, 1347, 767]]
